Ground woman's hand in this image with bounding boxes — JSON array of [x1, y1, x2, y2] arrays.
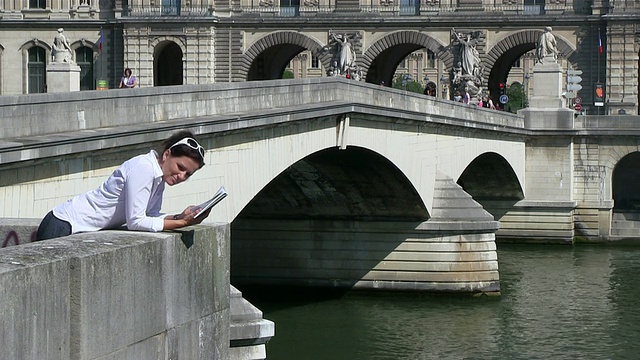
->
[[177, 206, 212, 225], [165, 205, 213, 230]]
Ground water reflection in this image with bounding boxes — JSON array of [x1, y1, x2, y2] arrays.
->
[[239, 245, 640, 360]]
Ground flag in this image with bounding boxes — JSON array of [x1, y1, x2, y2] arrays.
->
[[598, 29, 603, 54], [98, 29, 103, 52]]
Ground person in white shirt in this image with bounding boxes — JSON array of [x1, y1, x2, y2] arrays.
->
[[35, 130, 210, 240]]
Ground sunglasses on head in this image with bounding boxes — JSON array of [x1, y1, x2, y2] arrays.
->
[[170, 137, 205, 159]]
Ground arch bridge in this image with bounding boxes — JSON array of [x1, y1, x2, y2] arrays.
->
[[1, 78, 639, 294]]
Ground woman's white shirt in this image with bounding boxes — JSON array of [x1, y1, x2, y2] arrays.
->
[[54, 150, 166, 233]]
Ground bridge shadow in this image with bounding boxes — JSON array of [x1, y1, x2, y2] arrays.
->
[[231, 146, 430, 291], [457, 152, 524, 241], [231, 146, 499, 294]]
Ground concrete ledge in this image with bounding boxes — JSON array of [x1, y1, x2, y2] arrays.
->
[[416, 220, 500, 232], [513, 200, 577, 209], [0, 224, 231, 360]]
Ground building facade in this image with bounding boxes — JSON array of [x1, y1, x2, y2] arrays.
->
[[0, 0, 637, 115]]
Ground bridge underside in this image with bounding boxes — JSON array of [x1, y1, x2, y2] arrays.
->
[[231, 147, 501, 294]]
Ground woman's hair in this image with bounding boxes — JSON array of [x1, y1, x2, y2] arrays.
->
[[158, 130, 206, 168], [124, 68, 132, 76]]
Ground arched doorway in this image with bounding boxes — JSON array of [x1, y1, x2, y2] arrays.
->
[[154, 41, 183, 86]]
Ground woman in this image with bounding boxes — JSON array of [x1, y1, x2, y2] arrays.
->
[[119, 68, 137, 88], [36, 130, 210, 241], [463, 87, 471, 104]]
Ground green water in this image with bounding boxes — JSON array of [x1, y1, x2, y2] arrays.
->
[[239, 245, 640, 360]]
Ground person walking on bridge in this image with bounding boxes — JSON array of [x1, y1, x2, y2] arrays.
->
[[35, 130, 211, 240]]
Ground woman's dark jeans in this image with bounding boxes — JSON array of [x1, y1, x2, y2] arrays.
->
[[35, 211, 72, 241]]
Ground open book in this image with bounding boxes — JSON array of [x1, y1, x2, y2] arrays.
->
[[194, 186, 228, 219]]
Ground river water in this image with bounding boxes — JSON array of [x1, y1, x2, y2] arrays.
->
[[239, 244, 640, 360]]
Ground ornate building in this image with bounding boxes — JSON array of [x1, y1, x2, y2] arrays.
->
[[0, 0, 637, 115]]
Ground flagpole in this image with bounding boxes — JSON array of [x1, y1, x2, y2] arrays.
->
[[597, 26, 601, 115], [597, 27, 601, 83]]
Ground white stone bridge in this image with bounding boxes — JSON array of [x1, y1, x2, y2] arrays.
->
[[1, 78, 639, 296]]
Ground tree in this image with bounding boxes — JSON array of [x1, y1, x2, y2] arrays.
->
[[282, 70, 294, 79], [505, 82, 527, 113], [391, 74, 425, 94]]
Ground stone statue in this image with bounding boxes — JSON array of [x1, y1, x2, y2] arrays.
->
[[52, 28, 73, 63], [450, 29, 484, 103], [536, 26, 558, 64], [330, 32, 356, 75], [452, 29, 480, 78]]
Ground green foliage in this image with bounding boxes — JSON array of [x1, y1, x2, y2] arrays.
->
[[391, 78, 425, 94], [505, 82, 527, 113], [282, 70, 294, 79]]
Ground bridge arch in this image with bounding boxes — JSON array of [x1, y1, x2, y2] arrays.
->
[[456, 151, 524, 219], [240, 31, 326, 81], [235, 146, 429, 220], [361, 30, 450, 86], [485, 29, 576, 98], [612, 151, 640, 211]]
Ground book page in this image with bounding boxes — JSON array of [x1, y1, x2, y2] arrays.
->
[[194, 186, 228, 219]]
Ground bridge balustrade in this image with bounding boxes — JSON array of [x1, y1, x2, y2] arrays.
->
[[117, 0, 592, 18]]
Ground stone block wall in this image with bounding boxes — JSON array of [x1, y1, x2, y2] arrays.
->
[[0, 223, 231, 360], [231, 219, 500, 294]]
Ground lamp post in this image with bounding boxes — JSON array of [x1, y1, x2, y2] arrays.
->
[[523, 72, 530, 108], [402, 73, 413, 91], [440, 75, 448, 99]]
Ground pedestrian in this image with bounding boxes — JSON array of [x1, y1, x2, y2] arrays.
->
[[453, 91, 462, 102], [119, 68, 137, 88], [463, 87, 471, 104], [479, 96, 496, 109], [35, 130, 210, 241]]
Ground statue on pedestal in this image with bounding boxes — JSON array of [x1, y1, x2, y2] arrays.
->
[[536, 26, 558, 64], [52, 28, 74, 63], [328, 31, 358, 76], [450, 29, 485, 102]]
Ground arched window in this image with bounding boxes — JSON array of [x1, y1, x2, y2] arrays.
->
[[28, 47, 46, 94], [75, 46, 95, 90]]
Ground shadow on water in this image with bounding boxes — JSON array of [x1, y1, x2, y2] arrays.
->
[[236, 243, 640, 360]]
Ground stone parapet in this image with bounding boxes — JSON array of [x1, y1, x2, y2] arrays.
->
[[0, 78, 524, 149], [0, 223, 234, 359]]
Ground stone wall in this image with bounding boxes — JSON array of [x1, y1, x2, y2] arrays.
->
[[0, 223, 231, 359], [231, 219, 500, 294]]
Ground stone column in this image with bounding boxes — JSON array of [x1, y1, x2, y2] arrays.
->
[[605, 23, 638, 115]]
